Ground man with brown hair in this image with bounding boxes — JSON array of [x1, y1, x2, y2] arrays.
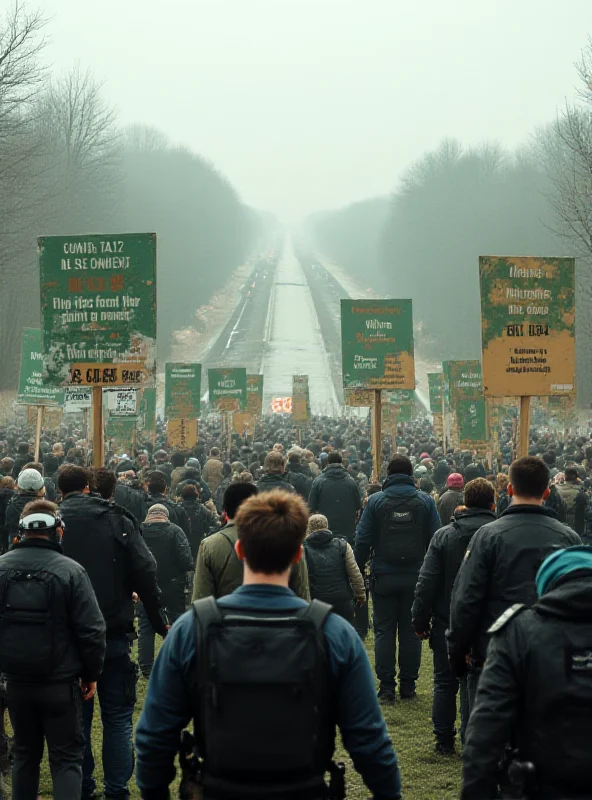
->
[[256, 450, 296, 494], [136, 490, 402, 800], [412, 477, 496, 752]]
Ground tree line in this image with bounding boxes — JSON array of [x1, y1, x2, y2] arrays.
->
[[304, 39, 592, 404], [0, 3, 263, 389]]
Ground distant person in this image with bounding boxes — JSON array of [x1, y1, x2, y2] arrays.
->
[[436, 473, 464, 524], [202, 447, 224, 492], [257, 451, 296, 494], [308, 452, 362, 545]]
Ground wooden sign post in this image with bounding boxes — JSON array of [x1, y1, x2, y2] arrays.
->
[[517, 396, 531, 459], [372, 390, 382, 481], [34, 406, 44, 462], [92, 387, 104, 468]]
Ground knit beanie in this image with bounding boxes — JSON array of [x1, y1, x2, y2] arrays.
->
[[144, 504, 170, 523], [536, 546, 592, 596]]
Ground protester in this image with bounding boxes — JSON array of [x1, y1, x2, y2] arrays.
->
[[355, 454, 441, 703], [309, 451, 362, 544], [436, 473, 464, 524], [4, 468, 46, 548], [135, 489, 403, 800], [257, 450, 296, 493]]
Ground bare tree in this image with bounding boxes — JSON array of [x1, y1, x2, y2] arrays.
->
[[123, 123, 169, 152]]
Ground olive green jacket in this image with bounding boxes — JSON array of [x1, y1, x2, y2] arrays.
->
[[192, 521, 310, 601]]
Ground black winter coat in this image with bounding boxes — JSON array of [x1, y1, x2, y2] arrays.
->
[[287, 464, 313, 500], [256, 473, 296, 494], [462, 573, 592, 799], [308, 465, 362, 544], [180, 500, 217, 560], [0, 488, 15, 551], [447, 504, 581, 669], [5, 491, 41, 548], [0, 538, 105, 683], [412, 508, 496, 632], [113, 481, 148, 527], [304, 529, 351, 605], [140, 521, 193, 611], [60, 492, 167, 637]]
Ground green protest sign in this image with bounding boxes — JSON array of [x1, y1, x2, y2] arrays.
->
[[165, 363, 201, 419], [341, 299, 415, 390], [442, 360, 482, 408], [139, 388, 156, 433], [457, 397, 488, 446], [104, 416, 136, 452], [292, 375, 311, 423], [479, 256, 575, 397], [428, 373, 444, 413], [39, 233, 157, 387], [246, 375, 264, 416], [17, 328, 65, 406], [208, 368, 247, 412]]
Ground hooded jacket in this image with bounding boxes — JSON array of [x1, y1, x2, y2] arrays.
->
[[256, 473, 296, 494], [447, 504, 581, 669], [462, 572, 592, 799], [60, 492, 167, 638], [0, 537, 106, 683], [202, 458, 224, 492], [355, 474, 441, 583], [308, 464, 362, 544], [412, 508, 495, 632]]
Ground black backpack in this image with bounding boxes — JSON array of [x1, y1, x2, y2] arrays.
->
[[192, 597, 334, 798], [0, 569, 57, 677], [376, 494, 428, 566]]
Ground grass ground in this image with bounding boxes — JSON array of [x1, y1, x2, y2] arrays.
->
[[32, 632, 463, 799]]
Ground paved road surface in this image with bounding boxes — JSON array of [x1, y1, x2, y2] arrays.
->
[[261, 241, 339, 415]]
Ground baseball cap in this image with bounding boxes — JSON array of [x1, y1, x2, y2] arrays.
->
[[18, 469, 44, 492]]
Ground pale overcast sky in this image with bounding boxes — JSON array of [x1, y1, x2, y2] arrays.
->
[[41, 0, 592, 222]]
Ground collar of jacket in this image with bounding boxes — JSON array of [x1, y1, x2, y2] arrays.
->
[[536, 573, 592, 619], [453, 507, 496, 522], [13, 537, 62, 554], [500, 503, 557, 519], [383, 474, 415, 490], [305, 529, 333, 546]]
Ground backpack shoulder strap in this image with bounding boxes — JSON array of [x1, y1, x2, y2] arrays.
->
[[300, 598, 332, 633]]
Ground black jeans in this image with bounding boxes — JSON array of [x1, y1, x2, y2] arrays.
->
[[7, 680, 84, 800], [372, 575, 422, 693], [431, 621, 459, 744]]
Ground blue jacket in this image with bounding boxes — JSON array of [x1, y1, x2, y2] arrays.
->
[[135, 584, 402, 800], [355, 474, 441, 578]]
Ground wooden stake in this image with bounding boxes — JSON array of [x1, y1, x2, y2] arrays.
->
[[517, 396, 531, 459], [372, 390, 382, 481], [92, 387, 104, 468], [34, 406, 44, 462], [441, 384, 447, 455]]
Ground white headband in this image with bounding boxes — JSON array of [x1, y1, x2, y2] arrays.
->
[[19, 513, 56, 530]]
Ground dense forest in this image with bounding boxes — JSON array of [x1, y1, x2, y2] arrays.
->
[[0, 6, 261, 389], [305, 42, 592, 403]]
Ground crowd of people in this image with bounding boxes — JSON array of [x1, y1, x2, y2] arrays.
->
[[0, 406, 591, 798]]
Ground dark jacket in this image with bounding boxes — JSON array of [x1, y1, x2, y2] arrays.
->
[[114, 481, 148, 527], [304, 530, 351, 605], [140, 521, 193, 612], [436, 489, 464, 525], [309, 464, 362, 544], [0, 487, 15, 551], [287, 463, 313, 500], [256, 473, 296, 494], [495, 489, 510, 517], [43, 477, 57, 502], [146, 493, 191, 539], [136, 585, 402, 800], [0, 538, 105, 683], [355, 474, 441, 584], [412, 508, 496, 632], [462, 573, 592, 799], [433, 461, 451, 488], [60, 492, 167, 638], [5, 491, 41, 548], [180, 499, 217, 561], [556, 480, 587, 535], [447, 504, 581, 669]]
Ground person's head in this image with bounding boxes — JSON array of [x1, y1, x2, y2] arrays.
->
[[17, 468, 45, 495], [508, 456, 550, 504], [52, 443, 64, 457], [153, 449, 168, 463], [418, 476, 434, 495], [264, 451, 285, 475], [144, 503, 170, 524], [146, 470, 168, 495], [92, 468, 117, 500], [307, 513, 329, 535], [0, 457, 14, 475], [446, 473, 464, 491], [57, 464, 90, 496], [180, 483, 200, 501], [223, 482, 259, 520], [564, 466, 579, 483], [536, 546, 592, 596], [287, 452, 301, 467], [185, 457, 201, 472], [210, 447, 220, 459], [43, 454, 60, 475], [0, 476, 15, 490], [387, 455, 413, 477], [367, 482, 382, 497], [496, 473, 509, 492], [22, 461, 44, 476], [19, 499, 64, 544], [464, 478, 495, 510], [171, 452, 186, 468], [327, 451, 342, 465], [235, 490, 308, 578], [17, 441, 30, 456]]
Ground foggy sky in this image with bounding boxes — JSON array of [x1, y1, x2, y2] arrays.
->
[[42, 0, 592, 223]]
